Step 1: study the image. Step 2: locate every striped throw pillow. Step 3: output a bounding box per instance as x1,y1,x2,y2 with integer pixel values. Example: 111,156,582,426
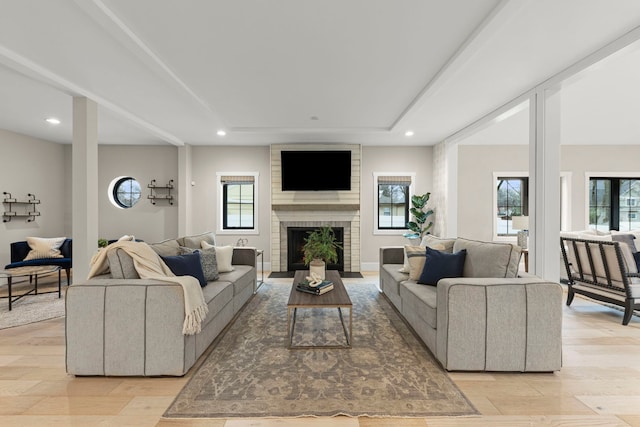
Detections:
23,236,66,260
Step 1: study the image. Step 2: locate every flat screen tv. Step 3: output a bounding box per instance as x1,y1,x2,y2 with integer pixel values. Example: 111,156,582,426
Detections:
281,150,351,191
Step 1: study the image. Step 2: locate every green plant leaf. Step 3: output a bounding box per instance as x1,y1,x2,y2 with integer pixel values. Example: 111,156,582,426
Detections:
302,225,343,265
407,192,433,237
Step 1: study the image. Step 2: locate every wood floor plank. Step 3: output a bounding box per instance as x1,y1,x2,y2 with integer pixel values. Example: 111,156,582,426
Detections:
0,274,638,425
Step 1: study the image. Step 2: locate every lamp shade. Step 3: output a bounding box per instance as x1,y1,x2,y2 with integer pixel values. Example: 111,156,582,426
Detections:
512,215,529,230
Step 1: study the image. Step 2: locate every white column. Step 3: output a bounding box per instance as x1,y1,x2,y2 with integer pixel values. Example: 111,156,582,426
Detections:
178,144,192,237
445,141,458,238
529,88,561,281
72,97,99,282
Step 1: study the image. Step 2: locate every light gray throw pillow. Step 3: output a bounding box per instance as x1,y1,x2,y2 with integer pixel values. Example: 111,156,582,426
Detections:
179,246,219,282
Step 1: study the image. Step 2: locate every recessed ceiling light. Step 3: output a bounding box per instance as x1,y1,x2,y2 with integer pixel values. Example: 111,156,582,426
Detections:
217,130,226,136
405,130,414,137
45,117,61,125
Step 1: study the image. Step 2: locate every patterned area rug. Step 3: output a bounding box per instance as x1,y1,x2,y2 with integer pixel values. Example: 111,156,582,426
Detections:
0,290,65,329
164,282,477,418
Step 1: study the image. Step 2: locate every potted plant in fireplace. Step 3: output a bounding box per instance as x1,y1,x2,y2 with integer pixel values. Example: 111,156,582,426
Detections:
302,225,343,279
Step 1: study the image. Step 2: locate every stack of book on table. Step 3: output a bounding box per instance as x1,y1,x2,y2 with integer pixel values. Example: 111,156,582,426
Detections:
296,279,334,295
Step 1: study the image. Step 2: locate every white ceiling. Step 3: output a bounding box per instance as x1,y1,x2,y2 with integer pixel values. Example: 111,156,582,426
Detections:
1,0,639,147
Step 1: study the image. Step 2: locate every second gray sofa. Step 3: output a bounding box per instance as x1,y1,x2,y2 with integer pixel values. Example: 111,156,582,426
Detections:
66,232,256,377
380,236,563,372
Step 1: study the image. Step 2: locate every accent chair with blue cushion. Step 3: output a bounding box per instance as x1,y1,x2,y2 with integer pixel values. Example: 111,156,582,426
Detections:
5,238,72,285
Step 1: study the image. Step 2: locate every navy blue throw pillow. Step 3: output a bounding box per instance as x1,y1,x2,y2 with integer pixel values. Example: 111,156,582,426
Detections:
634,251,640,272
418,247,467,286
161,252,207,287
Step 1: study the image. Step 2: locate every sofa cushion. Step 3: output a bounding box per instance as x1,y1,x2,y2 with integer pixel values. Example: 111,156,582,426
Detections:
420,235,455,253
201,281,233,323
107,248,140,279
453,238,521,278
24,236,66,260
612,229,640,251
161,252,207,287
179,246,219,282
399,281,437,329
418,247,466,285
148,239,181,257
218,265,254,296
180,231,216,249
611,233,637,254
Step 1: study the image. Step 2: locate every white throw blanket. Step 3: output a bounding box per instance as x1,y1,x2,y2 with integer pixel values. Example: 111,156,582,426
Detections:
88,241,208,335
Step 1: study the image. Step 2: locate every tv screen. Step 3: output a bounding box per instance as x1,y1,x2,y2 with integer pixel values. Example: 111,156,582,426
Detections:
281,150,351,191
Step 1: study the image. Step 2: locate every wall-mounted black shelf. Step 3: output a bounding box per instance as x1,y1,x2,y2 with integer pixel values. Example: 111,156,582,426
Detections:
3,192,40,222
148,179,174,205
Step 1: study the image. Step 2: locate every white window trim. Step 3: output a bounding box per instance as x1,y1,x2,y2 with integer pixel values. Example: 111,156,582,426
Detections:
373,172,416,236
216,172,259,235
584,171,640,230
493,171,527,243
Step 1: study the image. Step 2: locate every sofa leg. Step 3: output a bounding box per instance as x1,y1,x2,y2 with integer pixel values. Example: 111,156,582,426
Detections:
65,268,71,286
566,287,575,306
622,300,633,325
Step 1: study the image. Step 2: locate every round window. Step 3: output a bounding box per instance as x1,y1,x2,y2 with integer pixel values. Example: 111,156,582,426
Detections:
111,177,142,209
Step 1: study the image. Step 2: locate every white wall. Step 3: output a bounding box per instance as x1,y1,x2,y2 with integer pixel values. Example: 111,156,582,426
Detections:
0,130,68,267
190,146,272,256
457,145,529,241
97,145,179,243
561,145,640,231
360,146,433,269
457,144,640,243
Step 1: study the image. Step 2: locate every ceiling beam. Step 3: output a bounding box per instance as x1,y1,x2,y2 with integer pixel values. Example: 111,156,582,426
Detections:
390,0,522,132
0,43,185,146
80,0,219,120
444,22,640,146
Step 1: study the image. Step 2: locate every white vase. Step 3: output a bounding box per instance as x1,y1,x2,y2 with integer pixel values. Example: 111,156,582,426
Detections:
309,259,326,279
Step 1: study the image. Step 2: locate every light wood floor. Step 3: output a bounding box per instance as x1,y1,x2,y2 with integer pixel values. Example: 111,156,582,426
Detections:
1,272,639,427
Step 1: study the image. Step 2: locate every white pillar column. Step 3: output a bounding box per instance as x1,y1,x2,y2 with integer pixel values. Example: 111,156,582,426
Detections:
445,141,458,238
72,97,99,282
529,88,561,281
178,144,192,237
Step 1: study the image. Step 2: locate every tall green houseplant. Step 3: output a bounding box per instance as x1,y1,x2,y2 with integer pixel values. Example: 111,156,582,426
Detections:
405,192,434,239
302,225,343,265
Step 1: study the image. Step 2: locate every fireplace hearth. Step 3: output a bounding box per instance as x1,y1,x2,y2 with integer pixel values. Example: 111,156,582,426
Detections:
287,227,344,272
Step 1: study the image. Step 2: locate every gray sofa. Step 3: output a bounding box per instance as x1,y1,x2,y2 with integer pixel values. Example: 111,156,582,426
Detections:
380,236,563,372
65,232,256,377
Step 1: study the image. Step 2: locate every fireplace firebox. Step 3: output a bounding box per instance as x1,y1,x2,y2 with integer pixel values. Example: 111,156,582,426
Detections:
287,227,344,272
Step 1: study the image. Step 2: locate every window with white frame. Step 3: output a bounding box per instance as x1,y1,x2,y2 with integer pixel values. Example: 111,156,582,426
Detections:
374,173,414,234
217,173,259,234
588,176,640,231
495,174,529,237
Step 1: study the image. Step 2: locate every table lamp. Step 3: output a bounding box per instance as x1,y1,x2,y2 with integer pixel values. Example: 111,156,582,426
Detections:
512,215,529,249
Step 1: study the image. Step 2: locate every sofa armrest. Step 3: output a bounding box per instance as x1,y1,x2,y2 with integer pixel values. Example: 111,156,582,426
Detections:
232,247,257,268
380,246,404,265
66,278,191,376
435,277,563,372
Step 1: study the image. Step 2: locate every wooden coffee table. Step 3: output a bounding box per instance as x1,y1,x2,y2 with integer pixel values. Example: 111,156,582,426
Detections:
287,270,352,349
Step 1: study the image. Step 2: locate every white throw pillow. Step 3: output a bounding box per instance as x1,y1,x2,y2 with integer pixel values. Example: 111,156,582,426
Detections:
117,234,135,242
24,236,66,260
201,241,234,272
398,246,412,273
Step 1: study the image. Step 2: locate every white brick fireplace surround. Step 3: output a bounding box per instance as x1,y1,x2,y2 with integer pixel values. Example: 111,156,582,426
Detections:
270,144,361,273
271,211,360,273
